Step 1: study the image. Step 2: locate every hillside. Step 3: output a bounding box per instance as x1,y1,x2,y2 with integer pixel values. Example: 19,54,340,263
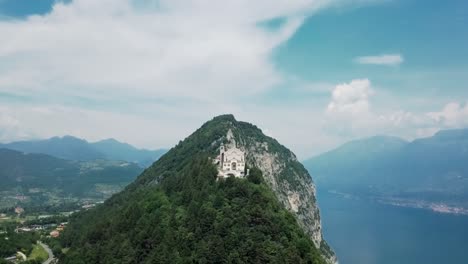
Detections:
58,114,335,263
0,136,166,167
304,129,468,209
0,148,143,209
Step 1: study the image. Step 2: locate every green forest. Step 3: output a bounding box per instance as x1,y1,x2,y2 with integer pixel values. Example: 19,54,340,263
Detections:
0,222,40,263
59,156,325,263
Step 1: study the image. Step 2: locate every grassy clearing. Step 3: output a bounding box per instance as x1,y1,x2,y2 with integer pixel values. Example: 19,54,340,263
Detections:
29,243,48,262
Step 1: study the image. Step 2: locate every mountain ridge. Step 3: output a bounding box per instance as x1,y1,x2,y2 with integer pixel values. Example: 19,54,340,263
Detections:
0,136,167,167
304,128,468,210
59,114,336,263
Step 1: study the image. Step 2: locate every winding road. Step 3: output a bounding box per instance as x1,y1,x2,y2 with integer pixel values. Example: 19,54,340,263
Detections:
38,241,55,264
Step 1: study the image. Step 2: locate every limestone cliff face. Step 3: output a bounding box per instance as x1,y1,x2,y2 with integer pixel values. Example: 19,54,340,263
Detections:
212,117,337,263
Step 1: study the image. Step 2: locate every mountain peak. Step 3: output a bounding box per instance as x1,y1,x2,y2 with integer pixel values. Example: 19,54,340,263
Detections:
51,135,86,142
134,115,335,262
97,138,120,143
60,115,335,264
211,114,237,122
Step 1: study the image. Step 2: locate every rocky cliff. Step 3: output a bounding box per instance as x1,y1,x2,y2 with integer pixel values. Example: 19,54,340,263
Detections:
211,115,336,263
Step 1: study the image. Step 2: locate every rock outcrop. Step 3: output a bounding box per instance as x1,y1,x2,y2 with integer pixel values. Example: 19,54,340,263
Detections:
211,116,336,263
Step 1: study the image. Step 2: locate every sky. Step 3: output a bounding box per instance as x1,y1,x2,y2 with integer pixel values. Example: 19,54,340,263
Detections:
0,0,467,158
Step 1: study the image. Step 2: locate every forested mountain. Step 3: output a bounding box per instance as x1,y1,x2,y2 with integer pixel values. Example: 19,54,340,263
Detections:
0,136,166,167
59,115,335,263
0,148,143,207
304,129,468,204
0,148,77,191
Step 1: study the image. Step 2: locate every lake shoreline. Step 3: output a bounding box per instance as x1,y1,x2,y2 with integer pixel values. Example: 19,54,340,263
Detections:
327,189,468,216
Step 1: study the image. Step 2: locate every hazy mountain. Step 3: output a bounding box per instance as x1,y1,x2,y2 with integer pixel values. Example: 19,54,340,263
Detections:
0,136,166,167
0,136,104,161
0,148,78,190
92,138,167,167
305,136,407,187
0,148,143,207
59,115,335,263
304,128,468,205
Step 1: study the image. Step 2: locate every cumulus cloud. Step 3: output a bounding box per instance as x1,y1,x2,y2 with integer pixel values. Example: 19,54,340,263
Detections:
427,102,468,128
324,79,468,142
326,79,373,116
354,54,404,66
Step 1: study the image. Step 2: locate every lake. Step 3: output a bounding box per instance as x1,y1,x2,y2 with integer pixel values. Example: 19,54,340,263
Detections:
317,189,468,264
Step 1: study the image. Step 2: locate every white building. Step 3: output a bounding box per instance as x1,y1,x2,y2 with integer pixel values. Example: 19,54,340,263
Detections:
214,144,248,178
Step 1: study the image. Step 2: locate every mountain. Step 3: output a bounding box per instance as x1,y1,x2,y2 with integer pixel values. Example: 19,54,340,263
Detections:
0,136,166,167
58,115,336,263
1,136,104,161
304,128,468,208
305,136,408,187
0,148,143,208
0,148,78,190
92,138,167,167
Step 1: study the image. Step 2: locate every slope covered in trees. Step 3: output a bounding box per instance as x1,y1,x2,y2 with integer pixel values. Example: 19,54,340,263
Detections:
60,158,325,263
58,115,328,263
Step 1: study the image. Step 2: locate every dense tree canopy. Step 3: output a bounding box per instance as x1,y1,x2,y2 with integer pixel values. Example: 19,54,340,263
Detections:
0,222,40,258
59,156,325,263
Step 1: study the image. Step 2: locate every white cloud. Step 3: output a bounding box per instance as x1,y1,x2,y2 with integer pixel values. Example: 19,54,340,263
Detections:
326,79,373,116
0,0,340,102
427,102,468,128
354,54,404,66
4,0,457,159
0,0,386,155
0,106,33,142
0,103,198,148
323,79,468,144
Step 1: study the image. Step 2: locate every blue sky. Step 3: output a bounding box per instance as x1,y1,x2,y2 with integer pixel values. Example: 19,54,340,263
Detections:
0,0,467,158
270,0,468,105
0,0,56,17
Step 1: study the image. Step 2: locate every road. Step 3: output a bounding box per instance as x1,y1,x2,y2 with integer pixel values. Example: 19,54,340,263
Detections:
38,241,55,264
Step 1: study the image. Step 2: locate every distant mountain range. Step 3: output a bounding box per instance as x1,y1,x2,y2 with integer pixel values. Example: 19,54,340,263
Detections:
304,128,468,210
0,148,144,209
0,136,167,167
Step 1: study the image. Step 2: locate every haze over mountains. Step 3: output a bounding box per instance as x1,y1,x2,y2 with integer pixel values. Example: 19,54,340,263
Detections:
0,148,143,209
0,136,166,209
304,128,468,212
0,136,167,167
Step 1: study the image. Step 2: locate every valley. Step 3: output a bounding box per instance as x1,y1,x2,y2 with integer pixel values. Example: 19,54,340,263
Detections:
0,149,143,210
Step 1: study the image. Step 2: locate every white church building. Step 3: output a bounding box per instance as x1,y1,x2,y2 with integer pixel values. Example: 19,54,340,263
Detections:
213,143,248,179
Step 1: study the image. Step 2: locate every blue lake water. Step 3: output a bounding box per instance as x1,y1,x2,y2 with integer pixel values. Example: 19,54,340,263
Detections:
317,189,468,264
